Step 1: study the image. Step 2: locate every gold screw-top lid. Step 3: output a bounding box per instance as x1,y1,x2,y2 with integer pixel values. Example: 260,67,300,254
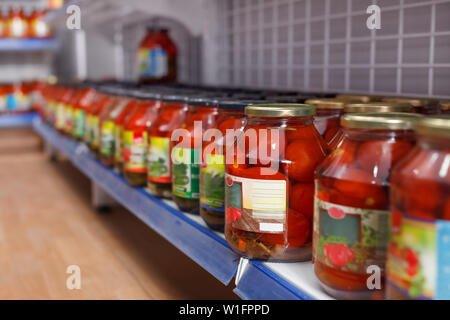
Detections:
305,98,345,110
343,102,413,113
440,101,450,112
382,97,440,108
416,115,450,138
245,104,316,117
336,94,383,103
341,112,422,130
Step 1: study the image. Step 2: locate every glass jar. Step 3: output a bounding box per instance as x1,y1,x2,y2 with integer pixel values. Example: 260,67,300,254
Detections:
63,86,78,136
72,86,96,140
84,89,111,154
382,97,440,115
55,86,73,134
306,98,345,145
99,88,131,167
328,102,414,150
225,104,327,261
137,27,177,84
313,112,421,300
147,94,189,198
123,91,162,186
199,100,250,231
386,115,450,300
6,6,28,38
27,6,51,38
114,96,138,174
171,97,220,214
440,101,449,114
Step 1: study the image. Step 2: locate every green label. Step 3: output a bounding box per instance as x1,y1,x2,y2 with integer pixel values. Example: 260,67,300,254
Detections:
100,121,115,157
148,136,171,183
200,154,225,212
172,147,200,199
73,109,85,138
313,197,389,274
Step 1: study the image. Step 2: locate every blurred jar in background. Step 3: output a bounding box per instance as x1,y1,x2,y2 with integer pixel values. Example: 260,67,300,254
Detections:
28,5,51,38
440,101,450,114
7,5,28,38
382,97,440,115
138,27,177,84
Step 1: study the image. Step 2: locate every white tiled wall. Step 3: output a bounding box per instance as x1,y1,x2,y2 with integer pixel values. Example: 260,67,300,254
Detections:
216,0,450,98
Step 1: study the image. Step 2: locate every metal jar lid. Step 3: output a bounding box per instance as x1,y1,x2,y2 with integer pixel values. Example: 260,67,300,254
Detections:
305,98,346,110
343,102,413,113
382,97,440,108
336,94,383,103
416,115,450,138
218,99,268,110
245,104,316,117
341,112,422,130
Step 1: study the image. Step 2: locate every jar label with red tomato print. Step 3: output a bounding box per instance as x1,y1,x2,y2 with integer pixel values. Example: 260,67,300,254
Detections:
386,214,450,300
147,137,171,183
200,154,225,212
172,147,200,199
123,130,147,173
313,198,389,273
225,174,287,233
100,121,115,157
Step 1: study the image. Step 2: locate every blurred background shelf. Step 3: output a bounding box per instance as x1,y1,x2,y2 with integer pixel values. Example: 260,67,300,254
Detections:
0,113,37,128
0,39,59,52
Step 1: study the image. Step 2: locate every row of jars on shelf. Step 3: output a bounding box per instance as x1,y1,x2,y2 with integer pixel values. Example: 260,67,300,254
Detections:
0,6,52,39
35,81,449,300
0,81,45,113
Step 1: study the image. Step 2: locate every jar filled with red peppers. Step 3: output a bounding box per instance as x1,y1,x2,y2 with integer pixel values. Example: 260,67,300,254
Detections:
382,97,440,115
306,99,345,145
123,91,162,186
328,102,414,150
225,104,327,261
313,112,422,300
386,115,450,300
171,96,220,214
147,94,189,199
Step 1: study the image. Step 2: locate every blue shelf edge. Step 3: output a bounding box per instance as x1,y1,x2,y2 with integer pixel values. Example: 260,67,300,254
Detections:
0,113,38,128
0,38,59,51
32,118,239,286
234,261,314,300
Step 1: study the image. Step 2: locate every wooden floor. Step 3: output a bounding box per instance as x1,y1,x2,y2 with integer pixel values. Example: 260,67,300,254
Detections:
0,128,238,300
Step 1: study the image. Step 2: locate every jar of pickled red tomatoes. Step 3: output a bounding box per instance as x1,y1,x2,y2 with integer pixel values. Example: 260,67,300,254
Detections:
225,104,327,261
306,99,345,145
313,112,422,300
90,90,115,156
386,115,450,300
83,87,109,149
72,85,96,140
63,86,79,136
123,91,162,186
55,86,73,134
99,88,131,167
328,102,414,150
199,100,252,231
147,94,189,198
440,101,449,114
114,94,138,174
171,97,220,213
382,97,440,115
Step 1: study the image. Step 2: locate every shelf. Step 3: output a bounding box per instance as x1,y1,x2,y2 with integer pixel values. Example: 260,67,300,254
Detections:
0,39,59,52
0,113,38,128
31,117,334,300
